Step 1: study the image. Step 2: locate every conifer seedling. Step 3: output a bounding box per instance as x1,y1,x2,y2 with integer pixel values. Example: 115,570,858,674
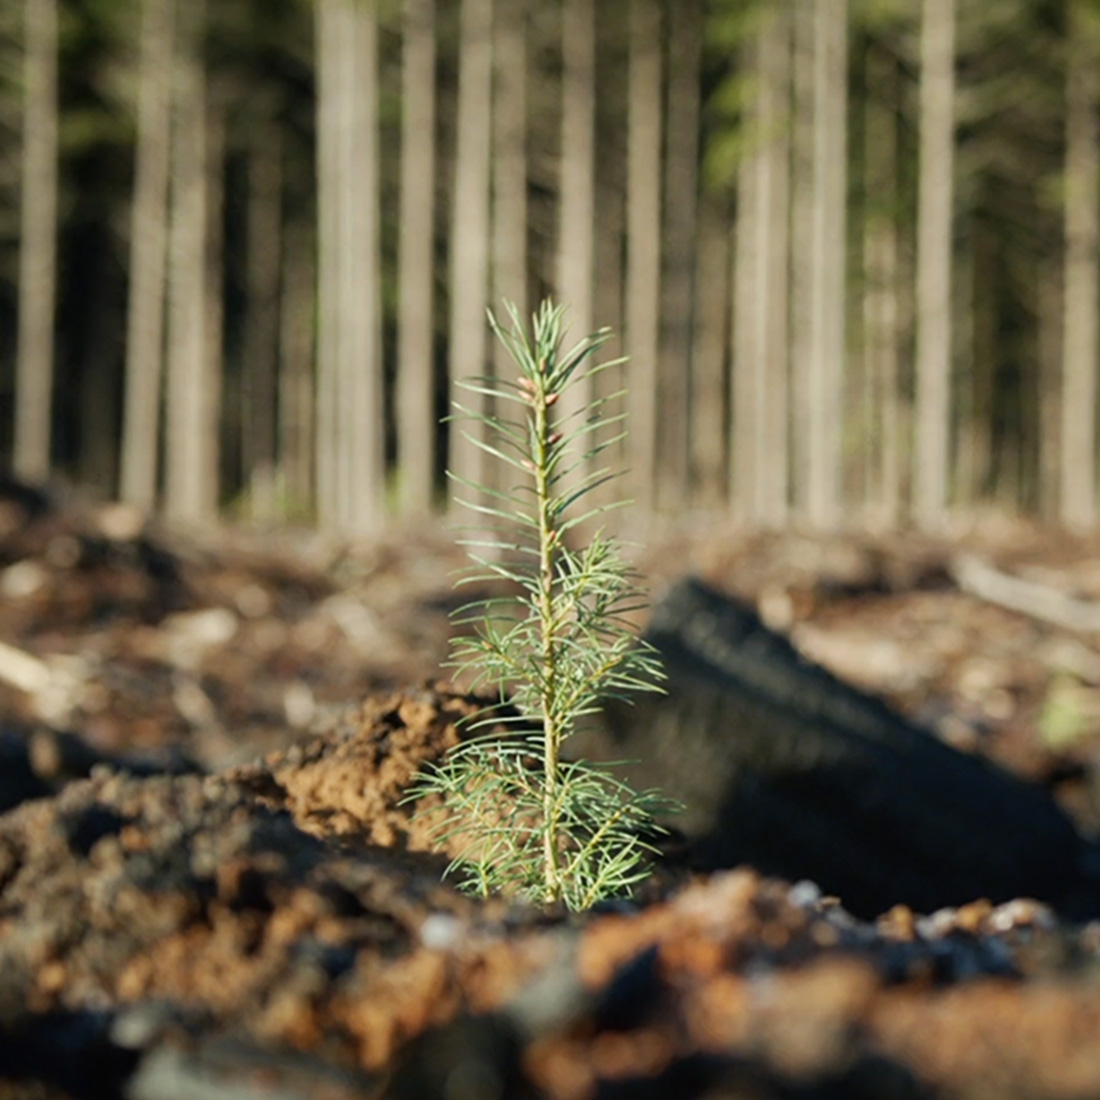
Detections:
407,300,674,911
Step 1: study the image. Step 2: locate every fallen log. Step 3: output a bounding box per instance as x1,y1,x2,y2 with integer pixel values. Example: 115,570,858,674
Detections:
0,639,50,696
951,553,1100,634
575,577,1099,918
0,639,87,727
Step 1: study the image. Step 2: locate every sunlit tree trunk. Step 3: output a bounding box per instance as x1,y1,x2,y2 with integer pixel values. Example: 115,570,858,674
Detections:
1061,0,1099,529
315,0,385,533
625,0,661,515
792,6,809,519
347,4,384,533
804,0,847,529
448,0,493,496
490,0,527,505
121,0,174,508
202,99,225,514
556,0,596,492
789,5,813,519
655,0,700,512
592,8,625,520
121,0,174,509
731,27,759,519
164,0,212,523
14,0,58,483
913,0,956,528
242,118,283,522
862,42,901,526
732,8,792,525
315,0,342,529
754,6,791,526
593,178,625,513
493,0,526,318
397,0,437,517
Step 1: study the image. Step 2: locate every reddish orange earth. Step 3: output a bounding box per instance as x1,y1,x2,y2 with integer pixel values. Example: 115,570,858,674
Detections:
3,488,1100,1099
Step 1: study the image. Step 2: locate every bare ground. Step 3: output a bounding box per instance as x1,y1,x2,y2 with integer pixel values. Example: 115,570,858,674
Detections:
4,484,1100,1098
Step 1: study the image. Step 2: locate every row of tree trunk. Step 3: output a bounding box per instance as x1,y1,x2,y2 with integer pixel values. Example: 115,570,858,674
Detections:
10,0,1100,534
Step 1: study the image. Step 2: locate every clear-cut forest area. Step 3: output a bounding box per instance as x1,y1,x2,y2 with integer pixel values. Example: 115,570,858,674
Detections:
5,2,1100,1098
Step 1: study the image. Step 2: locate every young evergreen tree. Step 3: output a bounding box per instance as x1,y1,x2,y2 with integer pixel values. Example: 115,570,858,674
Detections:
410,302,675,910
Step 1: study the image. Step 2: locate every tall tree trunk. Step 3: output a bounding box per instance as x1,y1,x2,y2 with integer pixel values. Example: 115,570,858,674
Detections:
592,0,624,351
492,0,526,316
14,0,58,483
625,0,661,514
315,0,385,533
345,3,384,533
279,218,316,518
1061,0,1099,529
913,0,956,528
862,42,901,526
804,0,848,529
593,181,626,517
121,0,174,509
490,0,527,504
241,118,283,522
164,0,211,523
789,5,814,520
202,99,225,515
655,0,701,513
397,0,437,517
731,27,760,519
556,0,596,493
754,6,791,526
591,7,625,521
447,0,493,496
315,0,342,530
691,194,729,509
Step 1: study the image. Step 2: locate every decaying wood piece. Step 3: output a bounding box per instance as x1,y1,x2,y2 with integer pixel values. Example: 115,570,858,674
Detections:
576,577,1098,918
0,640,50,695
0,639,87,726
951,553,1100,634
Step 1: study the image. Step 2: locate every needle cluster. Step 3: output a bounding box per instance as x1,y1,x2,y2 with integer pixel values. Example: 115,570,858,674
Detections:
408,300,674,911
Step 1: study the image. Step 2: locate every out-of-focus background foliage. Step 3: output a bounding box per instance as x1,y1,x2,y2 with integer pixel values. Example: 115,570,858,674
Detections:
2,0,1099,535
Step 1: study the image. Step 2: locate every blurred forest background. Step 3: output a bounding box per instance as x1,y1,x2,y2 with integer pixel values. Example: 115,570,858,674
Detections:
1,0,1099,535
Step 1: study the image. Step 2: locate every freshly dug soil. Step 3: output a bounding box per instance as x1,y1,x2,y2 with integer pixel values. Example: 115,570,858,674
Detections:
5,484,1100,1098
2,684,1100,1100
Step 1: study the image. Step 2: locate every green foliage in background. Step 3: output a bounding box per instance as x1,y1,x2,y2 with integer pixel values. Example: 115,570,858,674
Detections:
407,300,675,911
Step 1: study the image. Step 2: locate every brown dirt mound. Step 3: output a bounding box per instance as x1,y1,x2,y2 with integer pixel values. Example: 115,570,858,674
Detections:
1,684,1099,1100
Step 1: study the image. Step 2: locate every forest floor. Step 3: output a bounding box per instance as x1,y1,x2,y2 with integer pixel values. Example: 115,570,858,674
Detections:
4,481,1100,1098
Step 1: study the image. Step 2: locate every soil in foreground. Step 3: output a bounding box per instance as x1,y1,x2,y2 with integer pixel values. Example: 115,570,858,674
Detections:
3,485,1100,1099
